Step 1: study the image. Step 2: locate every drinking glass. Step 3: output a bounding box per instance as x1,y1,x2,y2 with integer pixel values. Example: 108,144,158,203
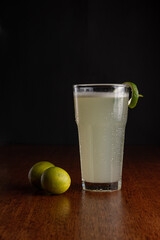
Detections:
73,84,129,192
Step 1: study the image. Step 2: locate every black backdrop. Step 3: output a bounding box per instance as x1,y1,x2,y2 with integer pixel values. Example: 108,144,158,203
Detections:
0,1,159,145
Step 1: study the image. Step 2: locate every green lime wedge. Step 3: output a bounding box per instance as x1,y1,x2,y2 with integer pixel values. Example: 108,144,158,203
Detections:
123,82,143,109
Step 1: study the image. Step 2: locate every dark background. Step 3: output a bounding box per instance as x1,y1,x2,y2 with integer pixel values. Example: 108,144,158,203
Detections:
0,1,159,145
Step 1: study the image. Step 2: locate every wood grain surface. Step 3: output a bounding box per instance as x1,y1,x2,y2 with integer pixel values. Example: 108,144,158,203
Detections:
0,145,160,240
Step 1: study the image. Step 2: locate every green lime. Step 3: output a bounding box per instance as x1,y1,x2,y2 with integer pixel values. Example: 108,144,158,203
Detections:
41,167,71,194
28,161,55,188
123,82,143,109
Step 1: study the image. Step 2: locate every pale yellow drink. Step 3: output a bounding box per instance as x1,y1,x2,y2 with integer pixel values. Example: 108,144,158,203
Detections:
74,90,129,190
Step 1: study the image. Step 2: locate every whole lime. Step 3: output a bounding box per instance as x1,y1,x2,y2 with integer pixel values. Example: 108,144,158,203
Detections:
28,161,55,188
41,167,71,194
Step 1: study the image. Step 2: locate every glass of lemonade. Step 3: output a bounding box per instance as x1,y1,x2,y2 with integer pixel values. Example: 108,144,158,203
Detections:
73,84,130,192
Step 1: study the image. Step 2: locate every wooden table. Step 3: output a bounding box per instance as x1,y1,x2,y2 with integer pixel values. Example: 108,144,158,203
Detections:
0,145,159,240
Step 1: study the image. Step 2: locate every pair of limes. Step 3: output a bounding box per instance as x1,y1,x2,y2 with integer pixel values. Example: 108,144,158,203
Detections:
28,161,71,195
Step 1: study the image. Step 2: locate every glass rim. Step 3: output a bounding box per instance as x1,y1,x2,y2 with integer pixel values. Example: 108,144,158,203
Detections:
73,83,129,88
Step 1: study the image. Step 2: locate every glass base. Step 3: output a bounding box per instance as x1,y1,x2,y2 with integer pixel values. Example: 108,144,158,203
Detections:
82,180,121,192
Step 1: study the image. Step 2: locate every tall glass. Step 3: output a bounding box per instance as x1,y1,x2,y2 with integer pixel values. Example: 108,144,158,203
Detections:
73,84,130,192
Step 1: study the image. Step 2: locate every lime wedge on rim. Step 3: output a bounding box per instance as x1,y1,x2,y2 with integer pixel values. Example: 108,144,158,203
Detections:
123,82,143,109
